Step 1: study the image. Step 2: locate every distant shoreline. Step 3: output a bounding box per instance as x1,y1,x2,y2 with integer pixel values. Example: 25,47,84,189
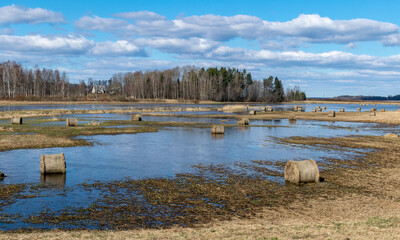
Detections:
0,99,399,106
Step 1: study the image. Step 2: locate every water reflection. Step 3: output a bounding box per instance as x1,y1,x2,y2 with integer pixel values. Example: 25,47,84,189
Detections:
238,126,250,131
40,174,66,188
211,134,225,140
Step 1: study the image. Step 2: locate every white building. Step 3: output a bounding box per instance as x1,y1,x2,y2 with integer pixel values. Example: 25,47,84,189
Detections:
91,85,107,94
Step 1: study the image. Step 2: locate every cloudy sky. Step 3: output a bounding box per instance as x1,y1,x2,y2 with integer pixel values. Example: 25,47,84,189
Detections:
1,0,400,97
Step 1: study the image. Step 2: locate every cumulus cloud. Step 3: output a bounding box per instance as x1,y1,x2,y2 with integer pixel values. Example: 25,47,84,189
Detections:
74,13,400,47
0,34,93,54
0,34,146,57
135,37,218,54
345,42,358,50
84,58,175,73
167,46,400,76
261,14,398,44
74,15,128,32
259,38,306,50
0,5,65,25
201,46,400,70
0,51,72,66
381,33,400,46
114,11,166,21
90,40,147,56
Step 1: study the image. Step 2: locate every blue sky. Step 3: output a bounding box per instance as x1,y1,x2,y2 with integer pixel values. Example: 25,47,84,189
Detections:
1,0,400,97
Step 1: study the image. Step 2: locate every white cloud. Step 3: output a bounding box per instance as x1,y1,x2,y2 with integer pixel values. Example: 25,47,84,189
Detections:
0,34,93,54
114,11,166,21
259,38,307,50
381,33,400,46
90,40,147,56
0,5,65,25
74,13,400,47
84,58,175,73
0,51,72,66
202,46,400,70
74,16,128,32
332,79,357,83
345,42,358,50
135,37,218,54
0,34,146,57
261,14,398,44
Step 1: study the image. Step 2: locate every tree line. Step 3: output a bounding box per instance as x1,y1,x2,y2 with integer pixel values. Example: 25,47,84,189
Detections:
0,61,306,102
334,95,400,101
0,61,79,100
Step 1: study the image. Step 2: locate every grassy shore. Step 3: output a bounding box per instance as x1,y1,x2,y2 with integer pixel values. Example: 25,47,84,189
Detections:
1,99,400,106
0,118,158,151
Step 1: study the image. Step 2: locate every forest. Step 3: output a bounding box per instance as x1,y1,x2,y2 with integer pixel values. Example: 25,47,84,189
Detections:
0,61,306,102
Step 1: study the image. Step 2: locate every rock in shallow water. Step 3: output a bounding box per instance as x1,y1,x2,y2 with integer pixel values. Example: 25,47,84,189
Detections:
0,171,7,180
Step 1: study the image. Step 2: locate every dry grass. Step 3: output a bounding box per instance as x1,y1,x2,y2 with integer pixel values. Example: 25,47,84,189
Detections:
0,123,157,151
2,207,400,239
220,104,248,112
0,134,88,151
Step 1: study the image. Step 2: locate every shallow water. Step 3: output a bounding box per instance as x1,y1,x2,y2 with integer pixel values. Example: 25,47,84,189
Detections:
1,113,397,185
0,103,399,230
0,125,369,229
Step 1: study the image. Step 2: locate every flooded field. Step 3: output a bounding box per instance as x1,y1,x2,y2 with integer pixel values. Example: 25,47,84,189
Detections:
0,102,399,230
